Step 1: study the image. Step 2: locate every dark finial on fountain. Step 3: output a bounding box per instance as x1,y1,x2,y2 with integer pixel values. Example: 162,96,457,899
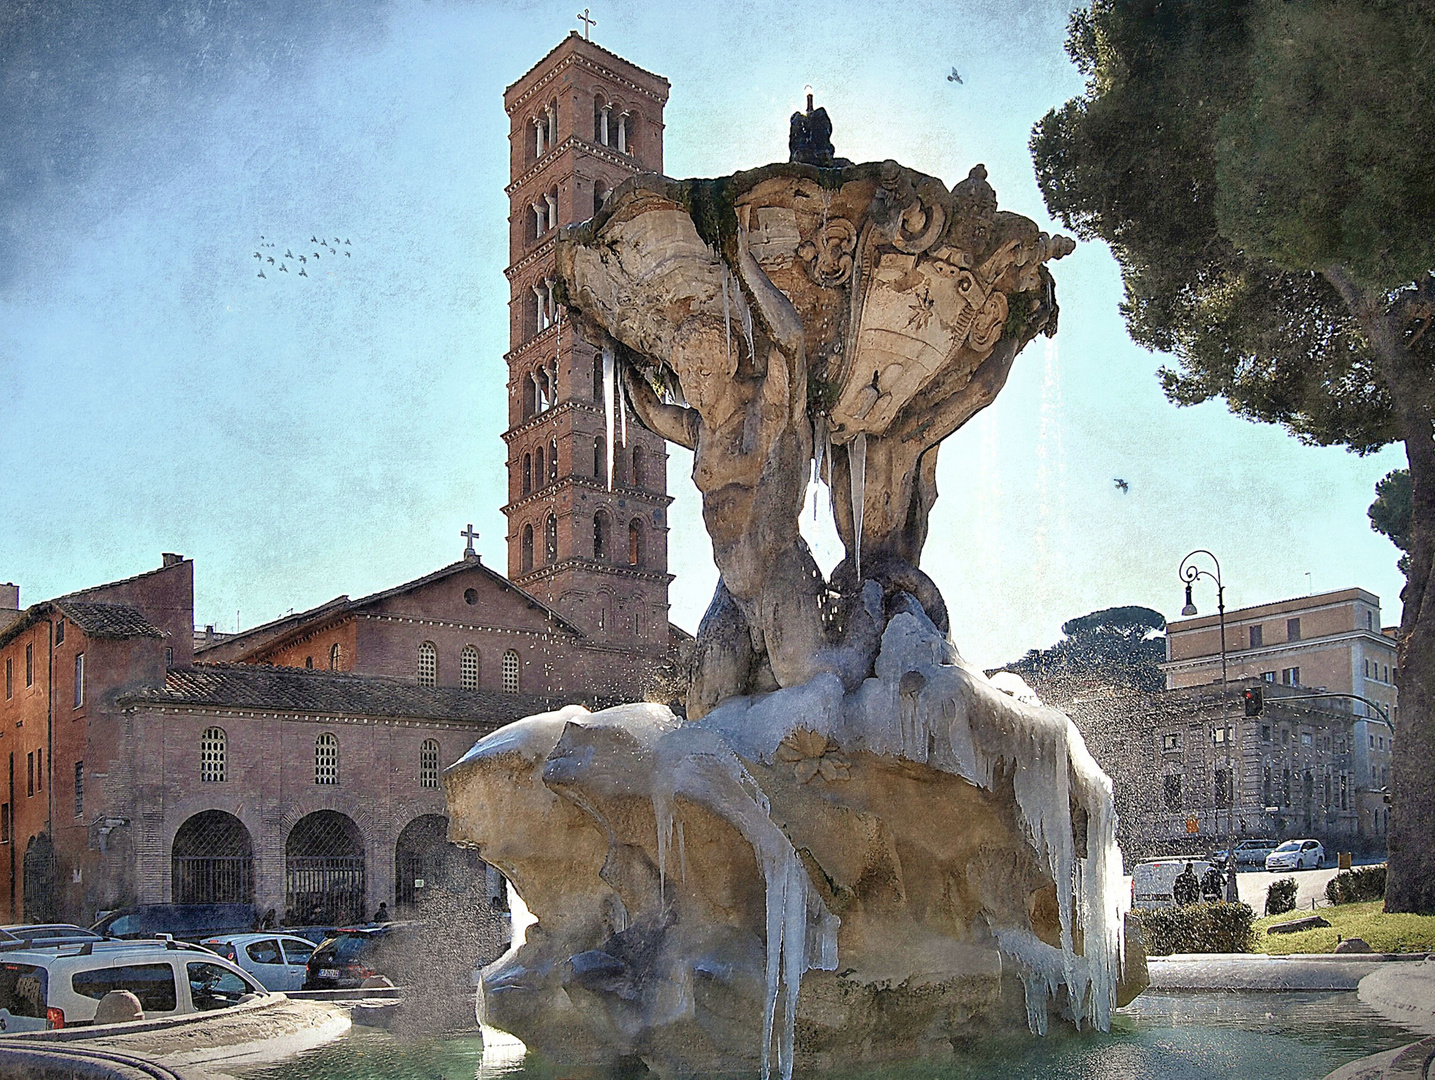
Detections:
789,92,853,169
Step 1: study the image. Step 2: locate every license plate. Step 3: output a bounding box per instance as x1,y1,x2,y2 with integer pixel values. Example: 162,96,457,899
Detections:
320,968,340,979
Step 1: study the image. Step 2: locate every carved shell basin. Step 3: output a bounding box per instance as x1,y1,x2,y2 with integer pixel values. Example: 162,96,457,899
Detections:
558,162,1073,442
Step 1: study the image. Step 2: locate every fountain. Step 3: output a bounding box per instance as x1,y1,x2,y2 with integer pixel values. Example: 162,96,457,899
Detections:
443,114,1147,1078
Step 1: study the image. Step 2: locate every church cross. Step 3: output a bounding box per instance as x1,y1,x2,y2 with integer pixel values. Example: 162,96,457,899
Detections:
577,8,596,39
461,524,480,558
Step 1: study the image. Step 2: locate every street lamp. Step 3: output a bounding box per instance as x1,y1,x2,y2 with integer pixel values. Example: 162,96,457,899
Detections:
1178,549,1241,903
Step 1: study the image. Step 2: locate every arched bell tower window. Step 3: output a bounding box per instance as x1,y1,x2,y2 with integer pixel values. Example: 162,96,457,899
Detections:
545,513,558,564
631,445,646,489
521,524,535,573
522,453,532,496
535,445,545,490
593,435,606,478
593,510,611,562
628,519,644,568
549,438,559,482
592,353,604,401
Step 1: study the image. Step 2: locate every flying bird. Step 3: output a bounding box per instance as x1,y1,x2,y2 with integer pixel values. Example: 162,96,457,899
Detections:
313,251,321,259
267,256,274,264
1114,478,1129,493
285,250,294,259
947,66,963,84
310,235,319,243
257,269,266,279
344,239,351,245
279,263,288,272
298,267,308,277
344,250,351,257
252,252,260,259
299,255,306,263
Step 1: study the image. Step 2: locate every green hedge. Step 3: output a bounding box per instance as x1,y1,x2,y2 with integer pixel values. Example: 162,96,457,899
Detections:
1135,902,1256,955
1266,878,1298,916
1326,865,1387,905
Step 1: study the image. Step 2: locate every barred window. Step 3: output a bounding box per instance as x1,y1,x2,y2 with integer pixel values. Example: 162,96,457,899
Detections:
417,641,437,687
315,733,338,785
74,760,84,819
461,645,479,690
201,727,227,783
502,649,520,694
421,739,440,789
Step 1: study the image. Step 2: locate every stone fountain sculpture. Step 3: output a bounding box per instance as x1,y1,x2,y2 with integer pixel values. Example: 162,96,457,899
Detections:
445,120,1145,1080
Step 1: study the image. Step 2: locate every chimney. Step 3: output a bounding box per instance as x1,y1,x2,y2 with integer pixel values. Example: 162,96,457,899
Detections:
0,583,17,611
161,553,184,568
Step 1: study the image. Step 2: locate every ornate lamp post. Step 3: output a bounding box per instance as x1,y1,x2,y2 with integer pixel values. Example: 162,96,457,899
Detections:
1179,549,1241,903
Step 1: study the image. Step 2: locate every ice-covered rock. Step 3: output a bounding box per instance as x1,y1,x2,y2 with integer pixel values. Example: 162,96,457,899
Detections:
445,605,1146,1078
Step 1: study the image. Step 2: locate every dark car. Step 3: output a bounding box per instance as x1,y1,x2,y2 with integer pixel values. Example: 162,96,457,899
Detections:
303,924,413,990
91,904,262,942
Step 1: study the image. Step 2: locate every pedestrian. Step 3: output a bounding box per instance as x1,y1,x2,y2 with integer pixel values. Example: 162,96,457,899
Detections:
1201,861,1226,904
373,901,391,923
1173,862,1200,906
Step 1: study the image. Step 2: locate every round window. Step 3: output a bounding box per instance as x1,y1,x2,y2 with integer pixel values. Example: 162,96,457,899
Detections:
464,588,478,605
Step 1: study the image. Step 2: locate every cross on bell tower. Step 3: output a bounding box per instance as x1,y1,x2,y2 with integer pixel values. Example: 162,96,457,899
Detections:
500,34,672,656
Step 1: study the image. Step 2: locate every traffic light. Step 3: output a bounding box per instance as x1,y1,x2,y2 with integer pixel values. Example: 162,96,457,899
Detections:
1243,686,1263,716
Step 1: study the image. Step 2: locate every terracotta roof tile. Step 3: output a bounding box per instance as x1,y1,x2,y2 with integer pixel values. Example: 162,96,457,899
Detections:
55,601,164,640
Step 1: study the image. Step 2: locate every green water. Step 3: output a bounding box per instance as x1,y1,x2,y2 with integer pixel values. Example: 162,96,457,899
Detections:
239,993,1418,1080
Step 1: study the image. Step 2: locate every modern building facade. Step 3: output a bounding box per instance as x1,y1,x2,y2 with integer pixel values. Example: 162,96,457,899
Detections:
501,33,674,674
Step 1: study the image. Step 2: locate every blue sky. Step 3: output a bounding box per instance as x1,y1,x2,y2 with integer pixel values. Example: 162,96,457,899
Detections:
0,0,1407,671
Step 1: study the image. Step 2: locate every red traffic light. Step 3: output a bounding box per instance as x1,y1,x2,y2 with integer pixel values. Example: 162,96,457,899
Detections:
1242,686,1263,716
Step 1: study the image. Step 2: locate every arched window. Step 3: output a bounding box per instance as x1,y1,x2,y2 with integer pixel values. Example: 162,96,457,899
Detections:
330,643,342,671
201,727,226,783
592,353,604,401
502,649,520,693
593,179,608,218
549,438,559,482
617,112,629,154
631,445,646,488
534,445,545,489
461,645,479,690
420,739,440,789
545,513,558,564
593,510,611,561
315,733,339,786
417,641,437,687
593,435,606,478
628,519,644,568
594,94,608,143
611,445,624,485
522,453,532,497
521,524,535,573
547,186,559,232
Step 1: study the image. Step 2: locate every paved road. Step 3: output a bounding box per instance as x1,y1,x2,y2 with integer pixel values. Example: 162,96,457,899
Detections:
1235,865,1340,912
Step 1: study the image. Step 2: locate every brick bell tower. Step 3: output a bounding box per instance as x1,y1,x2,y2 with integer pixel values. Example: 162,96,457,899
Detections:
501,32,673,660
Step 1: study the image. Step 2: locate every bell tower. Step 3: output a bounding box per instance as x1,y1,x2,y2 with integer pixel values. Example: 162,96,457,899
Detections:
501,33,673,658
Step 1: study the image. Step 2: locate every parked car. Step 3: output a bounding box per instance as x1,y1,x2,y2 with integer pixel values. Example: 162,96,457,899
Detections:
303,924,414,990
1265,839,1326,871
1209,839,1280,868
91,904,262,942
0,924,107,947
1131,857,1214,909
0,938,266,1031
201,933,317,992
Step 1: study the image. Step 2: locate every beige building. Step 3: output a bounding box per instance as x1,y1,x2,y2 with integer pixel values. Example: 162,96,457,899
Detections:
1164,588,1398,725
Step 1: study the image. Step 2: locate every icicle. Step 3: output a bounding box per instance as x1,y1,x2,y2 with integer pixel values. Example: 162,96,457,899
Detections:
722,268,733,367
849,433,867,580
602,345,616,490
812,416,826,521
741,295,755,365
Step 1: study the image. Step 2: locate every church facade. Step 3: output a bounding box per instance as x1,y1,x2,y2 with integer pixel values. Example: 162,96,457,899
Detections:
0,33,683,927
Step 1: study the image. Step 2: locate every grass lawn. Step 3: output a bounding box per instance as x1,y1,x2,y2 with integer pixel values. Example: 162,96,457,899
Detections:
1254,900,1435,954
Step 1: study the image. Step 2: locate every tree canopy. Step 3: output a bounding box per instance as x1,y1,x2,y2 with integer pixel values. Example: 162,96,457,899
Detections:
1031,0,1435,455
1004,605,1167,695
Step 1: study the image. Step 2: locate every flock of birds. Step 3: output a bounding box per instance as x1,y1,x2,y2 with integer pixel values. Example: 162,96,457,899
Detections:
252,234,354,280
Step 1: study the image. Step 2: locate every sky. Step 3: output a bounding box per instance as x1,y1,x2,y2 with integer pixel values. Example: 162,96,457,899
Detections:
0,0,1408,672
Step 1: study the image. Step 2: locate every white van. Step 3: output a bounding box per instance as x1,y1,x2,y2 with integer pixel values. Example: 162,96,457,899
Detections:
0,938,266,1032
1131,857,1213,909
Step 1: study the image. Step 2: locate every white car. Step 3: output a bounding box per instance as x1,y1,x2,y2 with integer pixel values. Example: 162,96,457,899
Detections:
0,937,266,1032
200,933,317,992
1265,839,1325,871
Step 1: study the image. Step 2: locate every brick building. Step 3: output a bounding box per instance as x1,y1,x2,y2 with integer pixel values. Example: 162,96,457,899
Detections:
0,554,565,924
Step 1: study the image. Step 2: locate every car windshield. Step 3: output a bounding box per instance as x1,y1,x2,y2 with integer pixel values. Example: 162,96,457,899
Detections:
314,935,377,964
1274,841,1302,852
0,963,47,1018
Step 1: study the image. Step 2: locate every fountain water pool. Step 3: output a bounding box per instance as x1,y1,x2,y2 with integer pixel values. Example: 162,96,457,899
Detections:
235,993,1418,1080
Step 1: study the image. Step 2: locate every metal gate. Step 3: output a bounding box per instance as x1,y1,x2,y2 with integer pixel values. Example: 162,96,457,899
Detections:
285,810,366,925
171,810,255,905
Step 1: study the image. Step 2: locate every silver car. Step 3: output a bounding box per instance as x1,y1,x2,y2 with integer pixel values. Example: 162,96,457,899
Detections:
200,933,317,992
1265,838,1326,871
